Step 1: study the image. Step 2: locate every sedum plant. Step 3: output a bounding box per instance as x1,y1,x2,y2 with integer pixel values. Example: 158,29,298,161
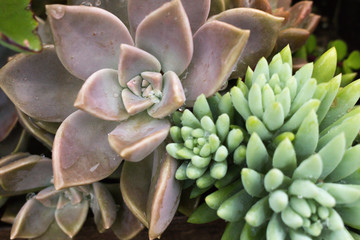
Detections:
185,46,360,239
167,93,246,191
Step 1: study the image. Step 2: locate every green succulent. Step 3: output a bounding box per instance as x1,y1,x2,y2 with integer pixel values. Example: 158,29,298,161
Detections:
167,93,246,191
295,35,360,87
188,46,360,239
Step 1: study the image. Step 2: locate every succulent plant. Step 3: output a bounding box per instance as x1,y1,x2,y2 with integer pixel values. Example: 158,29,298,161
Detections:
210,0,320,59
10,182,143,240
185,46,360,239
166,94,246,190
295,35,360,87
0,1,336,239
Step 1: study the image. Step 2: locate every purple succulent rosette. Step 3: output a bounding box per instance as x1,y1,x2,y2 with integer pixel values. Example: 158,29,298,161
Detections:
44,0,250,187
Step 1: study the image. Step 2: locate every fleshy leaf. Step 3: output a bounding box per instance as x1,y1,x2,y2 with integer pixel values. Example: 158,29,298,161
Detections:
35,186,61,208
118,44,161,87
0,90,17,142
148,71,186,118
209,0,225,16
33,221,71,240
11,199,55,239
128,0,210,35
53,110,122,189
75,69,130,121
0,0,42,52
147,152,181,240
312,47,337,83
121,89,154,115
284,1,313,28
120,145,164,227
180,0,211,34
108,184,144,240
0,46,83,122
91,182,117,230
16,110,54,150
0,155,52,192
182,20,250,106
0,127,25,157
276,28,310,52
187,202,219,224
46,4,134,80
211,8,283,78
55,200,89,238
135,0,193,76
68,0,130,28
108,113,170,162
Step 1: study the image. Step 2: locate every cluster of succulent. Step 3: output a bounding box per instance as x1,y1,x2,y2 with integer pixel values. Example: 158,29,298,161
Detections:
3,0,358,240
175,46,360,239
167,94,246,187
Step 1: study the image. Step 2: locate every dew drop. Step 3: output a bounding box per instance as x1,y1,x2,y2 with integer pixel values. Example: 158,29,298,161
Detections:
26,192,36,200
95,0,101,6
113,93,120,98
81,1,93,6
49,6,65,19
90,163,100,172
178,105,186,112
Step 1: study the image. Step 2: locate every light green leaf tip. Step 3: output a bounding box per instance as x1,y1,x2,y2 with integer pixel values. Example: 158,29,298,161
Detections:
312,47,337,83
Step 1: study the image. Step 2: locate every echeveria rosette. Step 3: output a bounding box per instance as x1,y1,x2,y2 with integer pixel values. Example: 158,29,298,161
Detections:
188,46,360,239
10,182,143,240
41,0,250,190
166,94,246,191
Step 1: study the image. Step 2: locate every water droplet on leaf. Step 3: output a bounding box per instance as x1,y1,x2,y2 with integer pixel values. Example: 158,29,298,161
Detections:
95,0,101,6
81,1,93,6
90,163,100,172
49,6,65,19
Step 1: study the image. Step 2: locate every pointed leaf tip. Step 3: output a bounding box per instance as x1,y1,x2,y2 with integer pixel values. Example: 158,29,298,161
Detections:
135,0,193,76
313,47,337,83
183,20,250,106
46,4,133,80
108,113,170,162
53,110,122,189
